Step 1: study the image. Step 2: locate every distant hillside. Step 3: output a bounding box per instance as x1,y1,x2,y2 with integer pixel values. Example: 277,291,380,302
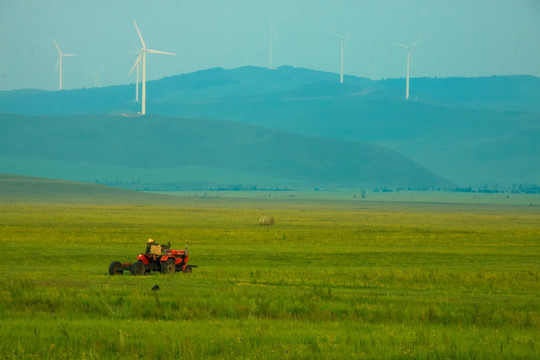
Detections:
0,66,538,186
0,174,178,204
0,113,449,189
1,66,539,116
203,95,538,186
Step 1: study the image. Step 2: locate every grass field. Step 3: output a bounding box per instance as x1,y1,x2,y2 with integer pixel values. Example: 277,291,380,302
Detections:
0,187,539,359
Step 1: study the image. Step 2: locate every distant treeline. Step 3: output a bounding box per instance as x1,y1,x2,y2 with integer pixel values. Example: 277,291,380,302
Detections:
453,184,540,194
94,180,291,192
370,184,539,194
95,179,539,194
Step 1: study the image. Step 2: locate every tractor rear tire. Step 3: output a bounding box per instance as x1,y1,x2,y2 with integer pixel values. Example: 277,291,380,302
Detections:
109,261,123,275
161,259,175,274
131,261,145,276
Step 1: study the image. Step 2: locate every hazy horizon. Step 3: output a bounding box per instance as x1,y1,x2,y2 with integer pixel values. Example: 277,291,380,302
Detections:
1,0,539,91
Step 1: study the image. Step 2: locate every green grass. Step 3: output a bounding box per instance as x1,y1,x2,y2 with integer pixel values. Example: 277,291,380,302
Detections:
1,192,539,359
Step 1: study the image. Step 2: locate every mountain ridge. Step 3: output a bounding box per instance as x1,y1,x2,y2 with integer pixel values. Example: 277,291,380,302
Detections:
1,65,538,186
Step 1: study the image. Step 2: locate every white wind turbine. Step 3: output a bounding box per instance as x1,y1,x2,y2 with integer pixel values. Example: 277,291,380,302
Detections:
268,21,279,69
516,36,524,74
53,39,77,90
132,19,175,115
128,50,142,102
393,37,422,100
372,36,379,80
87,66,105,87
335,32,352,84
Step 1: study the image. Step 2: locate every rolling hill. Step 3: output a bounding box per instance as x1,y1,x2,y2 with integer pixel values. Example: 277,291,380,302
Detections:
0,173,180,204
2,66,539,116
0,113,449,189
1,66,539,186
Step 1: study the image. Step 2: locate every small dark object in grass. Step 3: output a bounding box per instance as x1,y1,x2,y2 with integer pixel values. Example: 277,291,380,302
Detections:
152,285,160,291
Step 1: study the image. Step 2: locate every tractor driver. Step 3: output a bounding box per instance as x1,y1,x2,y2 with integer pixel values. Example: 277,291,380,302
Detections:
146,239,159,254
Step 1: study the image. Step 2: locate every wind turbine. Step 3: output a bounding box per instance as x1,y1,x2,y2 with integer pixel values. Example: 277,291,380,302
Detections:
268,21,279,69
335,32,352,84
87,66,104,87
372,36,378,80
132,19,175,115
516,36,523,74
53,39,77,90
128,50,142,101
393,37,422,100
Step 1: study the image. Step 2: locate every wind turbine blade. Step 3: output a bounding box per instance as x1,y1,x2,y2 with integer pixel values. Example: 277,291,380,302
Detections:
88,66,104,76
411,36,423,48
63,53,78,57
52,39,62,55
333,31,352,39
391,42,409,49
133,19,146,49
269,21,280,37
128,53,142,76
146,49,176,55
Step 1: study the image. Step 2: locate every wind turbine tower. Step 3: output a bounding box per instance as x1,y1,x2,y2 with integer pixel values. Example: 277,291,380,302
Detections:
268,22,279,69
372,36,378,80
393,37,422,100
53,39,77,90
88,66,104,87
517,37,523,74
129,51,142,101
335,32,352,84
340,37,345,83
132,19,175,115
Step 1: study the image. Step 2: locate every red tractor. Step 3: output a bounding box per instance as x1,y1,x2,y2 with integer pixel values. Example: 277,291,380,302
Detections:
109,242,196,276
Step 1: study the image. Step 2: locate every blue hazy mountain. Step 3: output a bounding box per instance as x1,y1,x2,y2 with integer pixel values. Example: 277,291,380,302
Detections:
2,66,538,115
0,113,449,189
1,66,539,186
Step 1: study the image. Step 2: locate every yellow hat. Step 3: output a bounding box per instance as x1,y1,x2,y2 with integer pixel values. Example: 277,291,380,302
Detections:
147,239,154,244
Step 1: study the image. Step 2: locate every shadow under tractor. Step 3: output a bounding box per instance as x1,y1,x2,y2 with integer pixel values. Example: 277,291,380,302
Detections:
109,242,196,276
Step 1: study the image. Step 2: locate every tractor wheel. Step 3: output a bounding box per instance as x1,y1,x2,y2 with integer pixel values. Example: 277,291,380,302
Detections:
183,265,192,274
131,261,145,276
109,261,123,275
161,259,175,274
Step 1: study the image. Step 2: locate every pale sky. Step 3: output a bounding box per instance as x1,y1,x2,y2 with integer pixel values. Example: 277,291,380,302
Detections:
1,0,539,91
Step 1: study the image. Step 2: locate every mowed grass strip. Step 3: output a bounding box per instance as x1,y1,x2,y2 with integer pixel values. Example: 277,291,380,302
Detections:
0,197,539,359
